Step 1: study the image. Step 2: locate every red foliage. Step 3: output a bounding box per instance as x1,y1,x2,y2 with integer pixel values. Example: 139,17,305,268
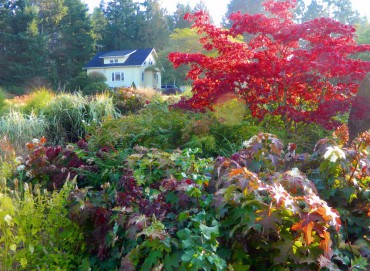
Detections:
169,0,370,129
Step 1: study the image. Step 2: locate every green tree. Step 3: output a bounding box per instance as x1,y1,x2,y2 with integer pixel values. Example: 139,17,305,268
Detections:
159,28,205,85
169,3,193,31
295,0,365,24
103,0,138,50
136,0,170,50
0,1,48,85
223,0,265,27
91,6,107,51
50,0,94,87
355,22,370,61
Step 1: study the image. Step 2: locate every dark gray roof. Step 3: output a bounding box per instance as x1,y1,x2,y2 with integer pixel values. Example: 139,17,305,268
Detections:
84,48,154,68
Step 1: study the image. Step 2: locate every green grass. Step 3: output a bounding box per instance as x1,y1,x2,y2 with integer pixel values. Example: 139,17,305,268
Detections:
0,110,47,154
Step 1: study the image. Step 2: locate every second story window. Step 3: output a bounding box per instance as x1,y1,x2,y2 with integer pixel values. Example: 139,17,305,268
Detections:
114,59,118,63
110,59,114,63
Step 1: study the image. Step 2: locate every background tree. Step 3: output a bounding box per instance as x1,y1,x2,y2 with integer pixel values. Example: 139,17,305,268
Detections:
159,28,205,85
102,0,138,50
169,0,370,131
223,0,265,27
295,0,365,24
91,5,108,52
169,3,193,31
50,0,94,88
136,0,170,50
355,22,370,61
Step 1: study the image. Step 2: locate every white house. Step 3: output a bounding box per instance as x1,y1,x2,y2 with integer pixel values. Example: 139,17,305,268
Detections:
83,48,161,89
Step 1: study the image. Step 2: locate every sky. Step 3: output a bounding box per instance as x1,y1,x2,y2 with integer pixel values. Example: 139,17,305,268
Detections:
83,0,370,26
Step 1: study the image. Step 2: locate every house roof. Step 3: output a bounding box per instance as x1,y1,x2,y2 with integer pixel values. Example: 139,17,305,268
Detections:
83,48,155,69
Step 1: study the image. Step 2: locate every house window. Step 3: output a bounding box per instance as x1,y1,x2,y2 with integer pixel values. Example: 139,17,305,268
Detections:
144,61,146,65
149,61,153,65
114,59,118,63
153,73,156,79
142,72,144,82
110,59,114,63
112,72,124,81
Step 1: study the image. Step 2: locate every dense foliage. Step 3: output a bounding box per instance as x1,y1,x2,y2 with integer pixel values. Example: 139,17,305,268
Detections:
169,0,370,130
1,0,370,269
3,129,369,270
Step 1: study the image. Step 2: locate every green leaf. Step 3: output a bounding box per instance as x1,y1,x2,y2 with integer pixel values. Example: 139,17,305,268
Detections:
10,244,17,251
351,256,368,271
163,253,180,271
29,244,34,254
178,211,189,222
140,250,163,271
20,258,27,268
199,221,219,240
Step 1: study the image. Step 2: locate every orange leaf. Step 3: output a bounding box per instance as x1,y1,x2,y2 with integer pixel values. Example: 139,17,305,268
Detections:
319,231,332,253
302,221,314,245
229,168,245,177
291,221,302,231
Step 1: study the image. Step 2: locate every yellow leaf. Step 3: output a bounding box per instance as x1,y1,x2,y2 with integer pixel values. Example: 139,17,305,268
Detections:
10,244,17,251
20,258,27,268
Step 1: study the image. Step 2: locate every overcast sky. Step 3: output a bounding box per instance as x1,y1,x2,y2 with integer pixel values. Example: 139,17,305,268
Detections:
83,0,370,26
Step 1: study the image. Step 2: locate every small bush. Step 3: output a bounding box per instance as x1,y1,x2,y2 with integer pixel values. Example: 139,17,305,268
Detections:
0,180,86,270
68,72,108,95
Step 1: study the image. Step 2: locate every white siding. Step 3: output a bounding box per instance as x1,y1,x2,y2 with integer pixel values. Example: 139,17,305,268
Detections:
86,52,161,89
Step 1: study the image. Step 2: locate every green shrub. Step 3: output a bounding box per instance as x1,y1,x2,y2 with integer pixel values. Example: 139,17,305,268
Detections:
0,179,86,271
0,137,16,189
89,101,265,156
89,101,189,151
68,72,108,95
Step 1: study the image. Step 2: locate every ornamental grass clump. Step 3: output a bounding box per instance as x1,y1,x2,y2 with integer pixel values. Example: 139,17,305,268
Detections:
0,110,47,154
43,92,120,145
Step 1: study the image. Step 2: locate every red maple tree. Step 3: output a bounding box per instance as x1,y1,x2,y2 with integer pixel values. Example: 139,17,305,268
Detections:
169,0,370,130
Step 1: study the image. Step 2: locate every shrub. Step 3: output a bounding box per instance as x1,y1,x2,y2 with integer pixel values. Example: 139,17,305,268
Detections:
89,101,189,151
0,137,16,189
110,87,151,114
0,179,86,270
66,132,370,270
68,72,108,95
69,147,221,270
89,101,264,157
